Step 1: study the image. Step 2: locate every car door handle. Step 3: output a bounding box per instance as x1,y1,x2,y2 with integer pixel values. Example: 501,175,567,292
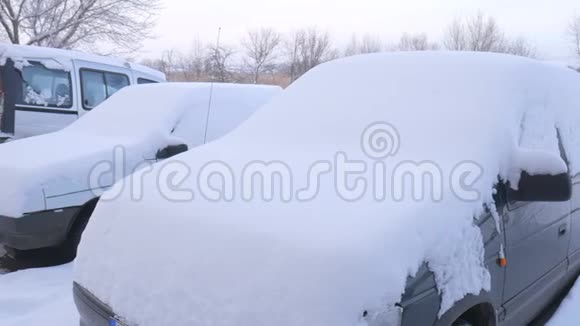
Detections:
559,224,568,236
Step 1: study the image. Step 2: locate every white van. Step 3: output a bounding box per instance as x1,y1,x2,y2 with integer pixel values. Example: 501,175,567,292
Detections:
0,44,165,142
0,82,281,260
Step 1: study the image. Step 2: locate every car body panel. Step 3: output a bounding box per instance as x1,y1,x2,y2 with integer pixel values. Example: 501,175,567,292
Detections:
0,207,80,250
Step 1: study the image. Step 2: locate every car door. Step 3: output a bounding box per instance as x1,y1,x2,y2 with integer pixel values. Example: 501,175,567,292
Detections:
567,178,580,274
501,181,571,323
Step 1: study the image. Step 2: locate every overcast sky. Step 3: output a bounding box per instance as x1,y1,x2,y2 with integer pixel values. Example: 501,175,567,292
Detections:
140,0,579,63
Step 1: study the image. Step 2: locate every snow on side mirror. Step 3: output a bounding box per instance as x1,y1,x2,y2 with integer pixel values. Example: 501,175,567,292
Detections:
156,144,188,160
508,148,571,202
508,172,571,202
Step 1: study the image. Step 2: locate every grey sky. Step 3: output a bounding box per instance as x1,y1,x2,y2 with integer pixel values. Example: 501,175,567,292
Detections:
141,0,579,63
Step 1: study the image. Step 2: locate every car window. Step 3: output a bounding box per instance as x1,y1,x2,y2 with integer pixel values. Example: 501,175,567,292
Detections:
19,62,72,108
137,78,157,84
81,70,107,109
81,70,130,110
105,73,130,97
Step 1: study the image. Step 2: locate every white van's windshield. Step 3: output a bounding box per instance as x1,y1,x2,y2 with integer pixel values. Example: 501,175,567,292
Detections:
19,62,72,108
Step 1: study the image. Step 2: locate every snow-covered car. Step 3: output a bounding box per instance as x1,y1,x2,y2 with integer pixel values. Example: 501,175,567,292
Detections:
0,82,281,259
74,52,580,326
0,43,165,143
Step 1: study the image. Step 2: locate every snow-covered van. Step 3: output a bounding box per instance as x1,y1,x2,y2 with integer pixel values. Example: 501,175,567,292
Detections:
75,53,580,326
0,83,281,259
0,43,165,142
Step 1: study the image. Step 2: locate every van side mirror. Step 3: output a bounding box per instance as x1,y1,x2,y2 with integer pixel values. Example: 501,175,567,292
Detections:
156,144,188,160
508,172,572,202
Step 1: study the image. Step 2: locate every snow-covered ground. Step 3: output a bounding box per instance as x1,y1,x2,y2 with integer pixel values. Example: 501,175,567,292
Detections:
0,264,77,326
548,279,580,326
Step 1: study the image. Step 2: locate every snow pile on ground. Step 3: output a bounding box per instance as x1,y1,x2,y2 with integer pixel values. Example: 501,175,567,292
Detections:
548,278,580,325
0,264,76,326
75,52,580,326
0,83,280,217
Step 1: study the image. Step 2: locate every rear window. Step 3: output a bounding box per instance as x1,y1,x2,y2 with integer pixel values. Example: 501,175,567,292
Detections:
137,78,157,84
81,69,130,110
19,62,72,108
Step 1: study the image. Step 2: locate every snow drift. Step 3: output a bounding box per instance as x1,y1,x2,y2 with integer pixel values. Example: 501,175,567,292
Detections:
0,264,76,326
75,52,580,326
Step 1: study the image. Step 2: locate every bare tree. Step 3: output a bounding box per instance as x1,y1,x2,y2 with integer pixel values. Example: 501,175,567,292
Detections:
444,13,504,52
0,0,160,52
344,34,359,57
141,42,212,83
141,50,175,76
178,38,208,81
568,15,580,58
344,34,382,56
465,13,505,52
206,43,235,82
444,19,468,51
503,37,537,58
443,13,535,57
242,28,281,84
284,28,337,82
398,33,439,51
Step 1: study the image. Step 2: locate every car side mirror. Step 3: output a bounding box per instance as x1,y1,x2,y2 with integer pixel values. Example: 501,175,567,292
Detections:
508,172,572,202
156,144,188,160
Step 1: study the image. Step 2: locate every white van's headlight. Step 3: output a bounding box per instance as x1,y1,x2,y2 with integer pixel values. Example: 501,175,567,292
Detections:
365,305,402,326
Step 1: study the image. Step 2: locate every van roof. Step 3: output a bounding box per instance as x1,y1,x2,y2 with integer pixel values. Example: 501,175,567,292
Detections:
0,43,165,80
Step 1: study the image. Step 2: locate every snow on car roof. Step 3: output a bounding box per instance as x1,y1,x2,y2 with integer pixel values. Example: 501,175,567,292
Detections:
67,82,281,139
0,43,164,79
75,52,580,326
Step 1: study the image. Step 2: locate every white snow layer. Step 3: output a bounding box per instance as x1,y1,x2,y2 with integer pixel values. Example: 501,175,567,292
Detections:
75,52,580,326
549,278,580,326
0,83,281,217
0,264,77,326
0,42,164,78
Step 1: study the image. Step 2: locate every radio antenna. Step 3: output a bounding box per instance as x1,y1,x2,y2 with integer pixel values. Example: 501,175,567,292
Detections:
204,27,222,143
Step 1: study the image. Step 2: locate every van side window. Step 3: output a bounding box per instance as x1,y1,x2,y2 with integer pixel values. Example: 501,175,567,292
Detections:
137,78,157,84
19,62,72,108
81,69,130,109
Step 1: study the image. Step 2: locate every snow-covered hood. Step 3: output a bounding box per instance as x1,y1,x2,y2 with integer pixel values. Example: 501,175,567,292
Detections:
76,52,580,326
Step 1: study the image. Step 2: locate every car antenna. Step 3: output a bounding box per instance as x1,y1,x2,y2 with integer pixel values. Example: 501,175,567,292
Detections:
203,27,222,144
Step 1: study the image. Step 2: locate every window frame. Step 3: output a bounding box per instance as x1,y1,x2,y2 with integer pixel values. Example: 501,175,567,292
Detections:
80,68,130,110
137,78,158,85
18,61,74,109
